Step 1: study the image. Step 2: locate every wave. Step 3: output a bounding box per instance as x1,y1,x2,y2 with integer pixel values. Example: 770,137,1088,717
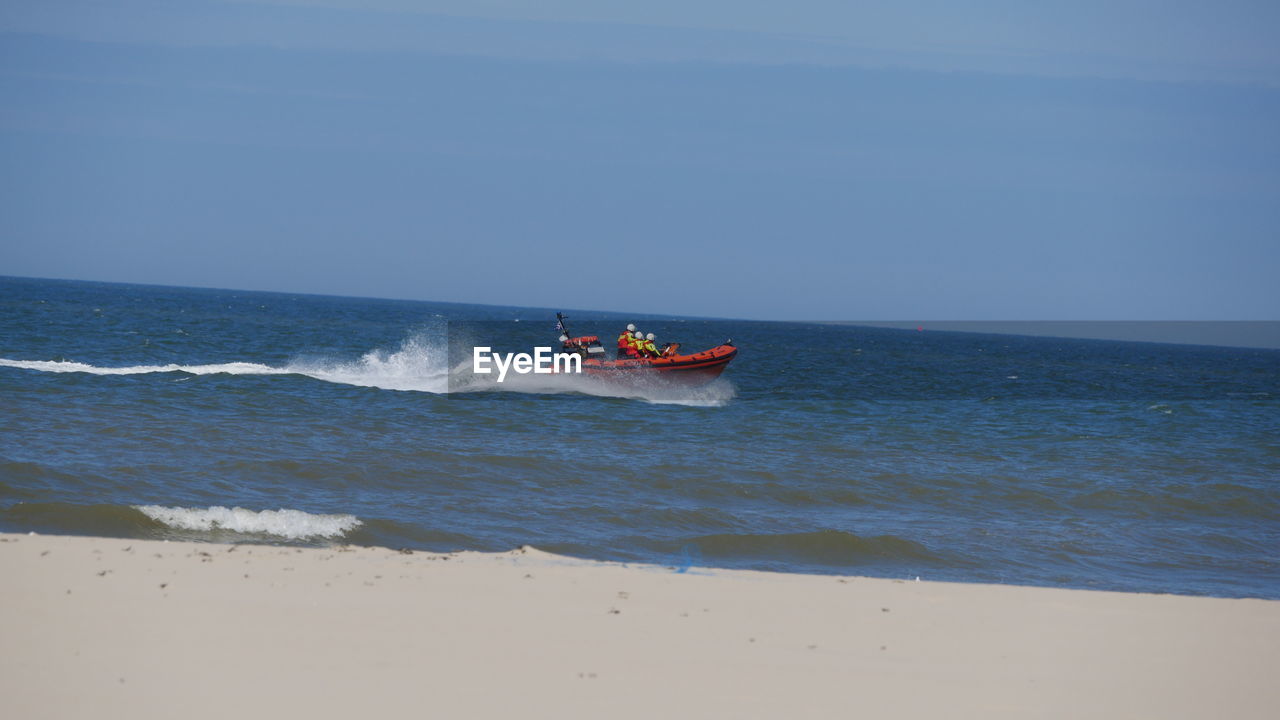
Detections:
0,333,733,406
0,501,360,541
135,505,361,539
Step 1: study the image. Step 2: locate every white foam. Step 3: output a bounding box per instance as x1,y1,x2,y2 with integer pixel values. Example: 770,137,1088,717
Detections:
0,358,289,376
464,370,737,407
136,505,361,539
287,335,450,393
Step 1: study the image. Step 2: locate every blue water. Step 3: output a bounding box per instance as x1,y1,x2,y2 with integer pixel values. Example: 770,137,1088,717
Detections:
2,276,1278,598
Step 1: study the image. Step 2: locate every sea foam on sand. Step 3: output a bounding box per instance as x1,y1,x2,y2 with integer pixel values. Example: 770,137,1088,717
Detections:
2,532,1277,719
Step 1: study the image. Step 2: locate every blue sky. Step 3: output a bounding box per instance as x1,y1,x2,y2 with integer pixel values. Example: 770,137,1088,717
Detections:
2,1,1278,320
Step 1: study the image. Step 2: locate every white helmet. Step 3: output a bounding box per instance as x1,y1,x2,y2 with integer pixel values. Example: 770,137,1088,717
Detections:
646,333,655,341
633,331,643,339
559,334,569,343
626,323,636,332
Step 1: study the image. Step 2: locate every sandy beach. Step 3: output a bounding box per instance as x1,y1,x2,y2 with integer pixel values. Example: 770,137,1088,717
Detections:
3,532,1277,719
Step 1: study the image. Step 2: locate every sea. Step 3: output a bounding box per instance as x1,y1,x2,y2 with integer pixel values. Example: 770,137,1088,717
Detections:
2,276,1277,599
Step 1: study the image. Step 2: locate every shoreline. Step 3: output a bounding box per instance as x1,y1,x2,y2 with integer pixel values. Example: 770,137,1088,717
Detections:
4,531,1278,719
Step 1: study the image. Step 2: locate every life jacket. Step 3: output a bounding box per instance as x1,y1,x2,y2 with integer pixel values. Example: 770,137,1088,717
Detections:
617,332,635,356
618,331,638,357
642,339,657,356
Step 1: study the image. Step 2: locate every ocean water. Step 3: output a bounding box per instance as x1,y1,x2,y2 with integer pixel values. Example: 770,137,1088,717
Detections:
2,276,1277,598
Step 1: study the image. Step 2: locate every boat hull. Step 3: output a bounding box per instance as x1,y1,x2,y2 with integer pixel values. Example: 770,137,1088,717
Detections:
581,344,737,385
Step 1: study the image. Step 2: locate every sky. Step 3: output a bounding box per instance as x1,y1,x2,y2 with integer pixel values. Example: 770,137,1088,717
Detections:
2,0,1278,321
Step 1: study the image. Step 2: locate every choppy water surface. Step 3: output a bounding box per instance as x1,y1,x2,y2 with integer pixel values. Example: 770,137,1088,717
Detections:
2,276,1277,598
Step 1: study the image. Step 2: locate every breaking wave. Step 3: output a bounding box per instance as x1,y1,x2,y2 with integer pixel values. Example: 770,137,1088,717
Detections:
0,501,360,541
135,505,361,539
0,333,734,406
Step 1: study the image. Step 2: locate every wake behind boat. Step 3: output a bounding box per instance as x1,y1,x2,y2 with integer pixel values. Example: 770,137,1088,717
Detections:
554,313,737,384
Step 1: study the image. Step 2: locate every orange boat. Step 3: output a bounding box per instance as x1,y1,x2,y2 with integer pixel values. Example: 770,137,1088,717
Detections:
555,313,737,384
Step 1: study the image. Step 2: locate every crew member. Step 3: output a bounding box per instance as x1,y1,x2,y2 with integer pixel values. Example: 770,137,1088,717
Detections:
642,332,660,358
617,323,638,358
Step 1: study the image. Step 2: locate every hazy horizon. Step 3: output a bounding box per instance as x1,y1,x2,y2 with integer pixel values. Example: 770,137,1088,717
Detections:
7,274,1278,350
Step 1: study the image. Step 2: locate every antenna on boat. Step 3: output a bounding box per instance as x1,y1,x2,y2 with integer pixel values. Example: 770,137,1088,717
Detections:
555,312,571,338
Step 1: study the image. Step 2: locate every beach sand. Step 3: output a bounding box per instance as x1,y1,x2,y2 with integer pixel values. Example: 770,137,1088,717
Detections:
3,532,1277,719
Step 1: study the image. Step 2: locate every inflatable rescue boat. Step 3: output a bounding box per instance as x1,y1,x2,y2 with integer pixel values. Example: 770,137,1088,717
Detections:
555,313,737,384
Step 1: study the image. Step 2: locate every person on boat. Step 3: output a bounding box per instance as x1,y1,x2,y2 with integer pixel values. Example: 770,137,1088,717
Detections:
617,324,638,358
641,332,660,358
